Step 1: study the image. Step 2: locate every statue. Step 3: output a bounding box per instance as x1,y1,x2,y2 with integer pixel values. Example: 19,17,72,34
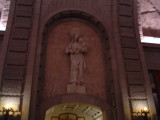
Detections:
66,28,87,86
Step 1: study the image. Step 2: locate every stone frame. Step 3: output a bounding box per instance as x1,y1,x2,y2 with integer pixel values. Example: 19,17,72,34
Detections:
32,10,115,120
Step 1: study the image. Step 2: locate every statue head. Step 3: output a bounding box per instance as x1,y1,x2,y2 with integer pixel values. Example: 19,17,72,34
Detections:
70,28,82,40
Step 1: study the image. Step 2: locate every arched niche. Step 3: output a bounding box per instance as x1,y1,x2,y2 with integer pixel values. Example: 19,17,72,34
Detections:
40,11,111,101
45,102,104,120
37,12,114,120
38,94,113,120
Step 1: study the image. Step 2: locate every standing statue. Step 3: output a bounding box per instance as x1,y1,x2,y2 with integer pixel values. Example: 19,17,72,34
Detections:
66,28,87,86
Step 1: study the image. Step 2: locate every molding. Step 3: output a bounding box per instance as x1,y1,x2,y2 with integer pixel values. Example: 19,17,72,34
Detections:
0,0,16,88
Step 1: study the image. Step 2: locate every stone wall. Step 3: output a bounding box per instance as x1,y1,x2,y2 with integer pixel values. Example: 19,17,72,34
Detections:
33,0,116,120
0,31,4,47
0,0,34,119
0,0,158,120
143,44,160,70
117,0,157,119
42,20,109,100
140,0,160,37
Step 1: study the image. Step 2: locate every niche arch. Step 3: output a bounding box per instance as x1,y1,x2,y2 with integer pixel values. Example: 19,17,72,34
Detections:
45,102,104,120
37,10,113,120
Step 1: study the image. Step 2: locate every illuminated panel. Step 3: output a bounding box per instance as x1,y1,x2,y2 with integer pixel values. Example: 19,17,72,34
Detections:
45,103,103,120
141,36,160,44
0,96,20,111
0,0,10,31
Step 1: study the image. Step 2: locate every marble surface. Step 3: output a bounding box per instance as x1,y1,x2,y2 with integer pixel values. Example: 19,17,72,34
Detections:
140,0,160,30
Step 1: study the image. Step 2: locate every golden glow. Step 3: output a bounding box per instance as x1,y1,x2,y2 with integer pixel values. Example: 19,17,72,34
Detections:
45,102,103,120
132,100,149,113
0,97,19,111
5,103,14,109
141,107,149,113
143,107,148,111
0,98,21,116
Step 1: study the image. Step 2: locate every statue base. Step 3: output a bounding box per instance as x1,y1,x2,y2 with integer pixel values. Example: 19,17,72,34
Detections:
67,83,86,94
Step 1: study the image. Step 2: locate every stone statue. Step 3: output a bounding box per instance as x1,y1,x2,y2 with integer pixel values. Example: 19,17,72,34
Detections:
66,28,87,86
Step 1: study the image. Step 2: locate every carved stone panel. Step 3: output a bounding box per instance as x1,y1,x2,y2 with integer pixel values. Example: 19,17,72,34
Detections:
42,20,108,100
129,85,146,99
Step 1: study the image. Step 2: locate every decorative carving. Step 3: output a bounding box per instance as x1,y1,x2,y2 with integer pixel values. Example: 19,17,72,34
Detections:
66,28,87,86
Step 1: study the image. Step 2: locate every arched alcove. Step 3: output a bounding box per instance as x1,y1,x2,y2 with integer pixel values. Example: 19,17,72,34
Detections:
37,11,113,120
39,94,113,120
45,102,104,120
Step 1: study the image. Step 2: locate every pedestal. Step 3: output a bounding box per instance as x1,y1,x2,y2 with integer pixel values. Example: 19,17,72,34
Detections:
67,84,86,94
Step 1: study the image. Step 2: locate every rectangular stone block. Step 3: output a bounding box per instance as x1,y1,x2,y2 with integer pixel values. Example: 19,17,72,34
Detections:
4,66,24,80
123,48,139,59
11,28,30,40
130,99,148,113
144,50,160,70
0,31,4,35
127,72,144,84
14,17,32,28
17,0,33,5
120,27,135,37
67,84,86,94
129,85,146,99
15,5,33,17
6,52,26,65
124,60,141,71
143,28,160,38
0,31,4,41
119,0,132,5
0,35,3,41
9,40,28,52
121,37,137,48
119,16,133,27
119,5,132,16
2,80,23,95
